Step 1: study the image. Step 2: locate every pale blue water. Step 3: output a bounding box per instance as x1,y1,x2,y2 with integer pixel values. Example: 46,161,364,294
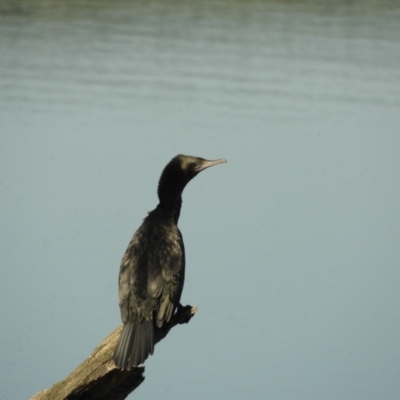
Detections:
1,1,400,399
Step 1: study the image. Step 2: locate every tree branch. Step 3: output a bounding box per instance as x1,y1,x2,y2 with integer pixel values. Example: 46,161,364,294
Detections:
31,306,197,400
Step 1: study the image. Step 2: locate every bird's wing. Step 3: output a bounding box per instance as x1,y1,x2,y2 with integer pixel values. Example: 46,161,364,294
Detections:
118,227,148,324
118,222,184,327
147,226,185,328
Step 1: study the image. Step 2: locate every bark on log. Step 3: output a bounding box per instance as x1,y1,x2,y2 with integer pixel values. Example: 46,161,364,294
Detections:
31,305,196,400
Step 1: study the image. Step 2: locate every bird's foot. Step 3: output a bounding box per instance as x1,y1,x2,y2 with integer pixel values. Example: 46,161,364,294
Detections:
190,306,198,315
176,304,197,324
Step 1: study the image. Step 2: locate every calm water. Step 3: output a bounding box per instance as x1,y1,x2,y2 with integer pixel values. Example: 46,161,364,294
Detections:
1,1,400,399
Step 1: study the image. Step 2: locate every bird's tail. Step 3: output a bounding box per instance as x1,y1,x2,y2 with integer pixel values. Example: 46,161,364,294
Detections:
113,321,154,370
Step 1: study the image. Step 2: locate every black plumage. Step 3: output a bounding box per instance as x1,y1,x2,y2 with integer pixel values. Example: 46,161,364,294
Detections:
113,154,227,370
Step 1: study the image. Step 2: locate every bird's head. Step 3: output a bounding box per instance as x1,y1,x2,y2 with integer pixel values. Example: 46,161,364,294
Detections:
158,154,227,204
177,154,227,180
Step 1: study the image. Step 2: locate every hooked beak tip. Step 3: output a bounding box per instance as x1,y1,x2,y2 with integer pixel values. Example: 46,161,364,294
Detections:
196,158,227,172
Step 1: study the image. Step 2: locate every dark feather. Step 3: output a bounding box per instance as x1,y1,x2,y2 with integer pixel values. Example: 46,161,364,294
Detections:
113,155,226,369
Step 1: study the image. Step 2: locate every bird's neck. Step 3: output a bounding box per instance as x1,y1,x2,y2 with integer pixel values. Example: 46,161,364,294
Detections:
157,162,190,224
157,194,182,224
157,172,188,224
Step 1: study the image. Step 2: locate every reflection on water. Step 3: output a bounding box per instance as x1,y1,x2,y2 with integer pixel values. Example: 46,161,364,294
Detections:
1,0,399,120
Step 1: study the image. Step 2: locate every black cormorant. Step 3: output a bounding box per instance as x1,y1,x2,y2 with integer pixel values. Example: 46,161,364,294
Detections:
113,154,227,370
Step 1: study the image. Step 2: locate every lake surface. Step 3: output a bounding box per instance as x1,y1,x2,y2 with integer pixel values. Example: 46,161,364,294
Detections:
1,1,400,399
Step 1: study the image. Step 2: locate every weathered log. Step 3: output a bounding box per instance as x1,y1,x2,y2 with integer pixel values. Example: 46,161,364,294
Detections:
31,305,197,400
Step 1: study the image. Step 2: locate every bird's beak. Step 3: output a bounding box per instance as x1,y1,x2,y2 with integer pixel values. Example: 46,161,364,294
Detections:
195,158,227,172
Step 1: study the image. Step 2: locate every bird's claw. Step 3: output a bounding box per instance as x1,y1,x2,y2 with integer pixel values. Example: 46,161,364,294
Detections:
176,304,197,324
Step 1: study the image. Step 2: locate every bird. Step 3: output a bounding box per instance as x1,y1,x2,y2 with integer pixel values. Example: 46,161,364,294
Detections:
113,154,227,370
